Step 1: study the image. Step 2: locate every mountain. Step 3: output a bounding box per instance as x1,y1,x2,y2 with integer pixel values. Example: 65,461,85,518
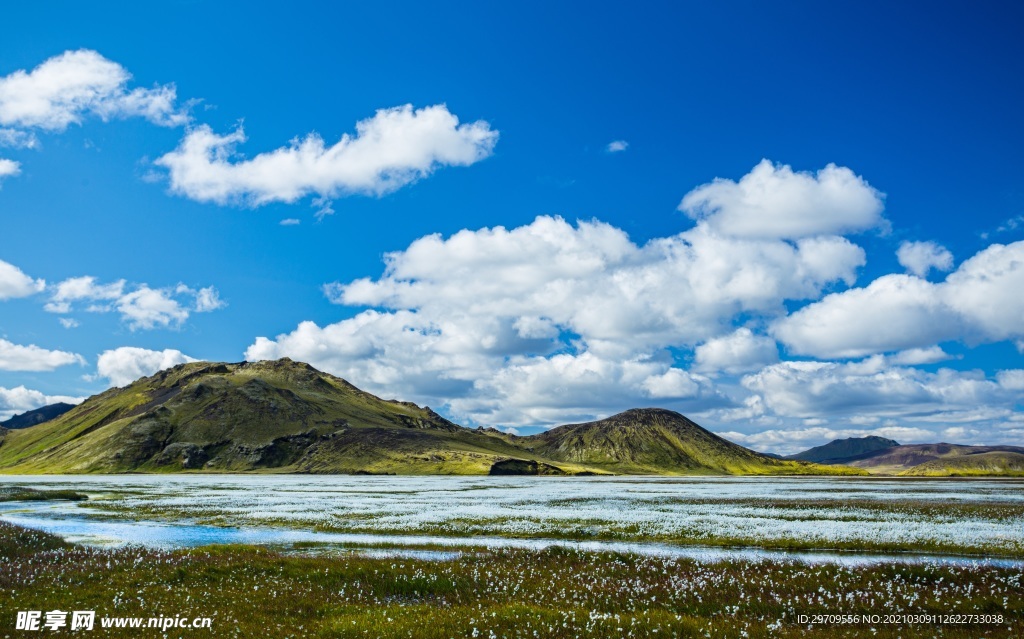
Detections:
0,358,858,476
786,436,900,464
0,403,76,430
846,443,1024,476
523,408,854,475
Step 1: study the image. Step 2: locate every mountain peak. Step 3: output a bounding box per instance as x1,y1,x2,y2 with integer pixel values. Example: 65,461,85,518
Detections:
531,406,855,476
787,436,901,464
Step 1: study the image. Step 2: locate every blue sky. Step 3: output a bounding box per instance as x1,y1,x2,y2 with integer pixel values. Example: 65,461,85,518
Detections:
1,1,1022,452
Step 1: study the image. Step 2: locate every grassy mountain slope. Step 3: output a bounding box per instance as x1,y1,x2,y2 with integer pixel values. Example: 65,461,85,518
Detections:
0,359,549,474
847,443,1024,475
0,359,857,476
523,408,861,475
899,451,1024,477
787,436,900,464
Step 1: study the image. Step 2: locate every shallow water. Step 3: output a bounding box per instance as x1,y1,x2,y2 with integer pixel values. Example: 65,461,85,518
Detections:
3,503,1021,568
2,475,1022,566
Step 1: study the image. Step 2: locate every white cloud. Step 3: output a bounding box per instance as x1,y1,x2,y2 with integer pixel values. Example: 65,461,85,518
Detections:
0,385,84,421
606,140,628,153
156,104,497,207
0,49,187,132
0,338,85,371
58,317,79,329
333,216,865,355
45,276,224,330
897,240,953,277
773,274,959,358
943,241,1024,343
741,360,1016,421
0,128,38,149
679,159,885,239
694,328,779,374
0,259,45,299
888,346,952,366
0,157,20,183
192,286,226,312
997,369,1024,391
250,208,863,425
45,275,125,313
279,218,301,226
243,163,1023,433
641,368,703,398
95,346,197,387
116,286,190,330
774,240,1024,358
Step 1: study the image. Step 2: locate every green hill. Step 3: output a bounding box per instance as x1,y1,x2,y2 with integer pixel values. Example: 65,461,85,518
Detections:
787,436,900,464
522,408,860,475
898,451,1024,477
0,358,857,476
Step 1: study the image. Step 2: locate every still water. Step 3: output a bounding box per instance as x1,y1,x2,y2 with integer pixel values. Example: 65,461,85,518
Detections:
2,474,1022,567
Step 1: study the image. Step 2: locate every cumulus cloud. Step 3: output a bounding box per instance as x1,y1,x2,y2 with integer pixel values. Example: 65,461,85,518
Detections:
243,161,1020,433
0,157,20,182
773,274,959,358
679,159,885,239
250,207,865,425
0,258,45,299
0,49,187,132
45,275,124,313
96,346,197,387
606,140,628,153
694,328,779,374
332,216,865,355
44,276,225,330
741,359,1017,422
0,338,85,371
0,385,84,421
774,240,1024,358
996,369,1024,391
897,240,953,277
155,104,497,207
115,287,191,330
190,286,226,312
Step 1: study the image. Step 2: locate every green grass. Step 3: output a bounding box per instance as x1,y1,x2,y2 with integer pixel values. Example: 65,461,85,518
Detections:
0,486,88,502
0,520,1020,638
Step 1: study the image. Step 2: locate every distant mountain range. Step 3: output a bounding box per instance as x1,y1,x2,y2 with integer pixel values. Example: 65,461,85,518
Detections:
0,358,855,476
785,437,1024,477
0,403,76,429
